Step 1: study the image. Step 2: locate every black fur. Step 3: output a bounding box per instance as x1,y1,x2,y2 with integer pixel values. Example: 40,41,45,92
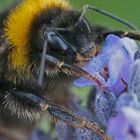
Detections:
0,4,95,121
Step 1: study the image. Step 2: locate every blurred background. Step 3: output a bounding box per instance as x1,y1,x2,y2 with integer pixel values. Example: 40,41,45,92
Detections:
1,0,140,29
0,0,139,139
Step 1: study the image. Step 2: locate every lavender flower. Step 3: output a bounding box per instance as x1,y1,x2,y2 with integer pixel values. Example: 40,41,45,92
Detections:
95,91,117,126
105,51,140,140
107,107,140,140
130,60,140,101
117,92,140,111
56,121,102,140
74,34,139,96
75,107,102,140
116,60,140,111
30,129,51,140
56,102,102,140
76,128,102,140
56,122,76,140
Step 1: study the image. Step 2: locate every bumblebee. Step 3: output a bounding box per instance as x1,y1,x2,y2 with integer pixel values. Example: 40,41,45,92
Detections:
0,0,94,116
0,0,140,140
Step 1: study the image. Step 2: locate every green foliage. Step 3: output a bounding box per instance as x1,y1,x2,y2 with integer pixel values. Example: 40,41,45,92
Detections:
71,0,140,30
1,0,139,29
0,0,15,9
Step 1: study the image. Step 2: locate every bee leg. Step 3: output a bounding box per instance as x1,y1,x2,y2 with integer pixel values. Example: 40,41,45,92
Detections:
37,37,48,86
0,88,111,140
45,54,107,91
102,30,140,40
14,92,112,140
92,26,140,43
38,30,77,86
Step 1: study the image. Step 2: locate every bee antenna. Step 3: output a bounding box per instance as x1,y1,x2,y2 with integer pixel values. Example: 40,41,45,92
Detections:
78,4,139,31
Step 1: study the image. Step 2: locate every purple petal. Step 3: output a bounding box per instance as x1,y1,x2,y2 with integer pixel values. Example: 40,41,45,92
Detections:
120,37,138,61
107,107,140,140
30,129,51,140
74,34,139,96
74,55,106,88
117,93,140,111
95,91,117,126
107,112,127,140
103,35,132,85
74,77,95,87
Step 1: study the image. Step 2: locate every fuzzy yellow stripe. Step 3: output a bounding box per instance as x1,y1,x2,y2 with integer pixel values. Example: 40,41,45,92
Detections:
4,0,70,71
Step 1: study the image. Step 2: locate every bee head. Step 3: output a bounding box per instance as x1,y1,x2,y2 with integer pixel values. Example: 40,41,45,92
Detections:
4,0,96,85
29,9,96,83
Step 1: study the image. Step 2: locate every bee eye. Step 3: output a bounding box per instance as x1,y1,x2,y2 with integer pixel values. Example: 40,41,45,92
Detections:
47,31,69,53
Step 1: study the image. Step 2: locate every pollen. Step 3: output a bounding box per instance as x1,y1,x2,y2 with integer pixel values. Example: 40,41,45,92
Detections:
4,0,70,71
